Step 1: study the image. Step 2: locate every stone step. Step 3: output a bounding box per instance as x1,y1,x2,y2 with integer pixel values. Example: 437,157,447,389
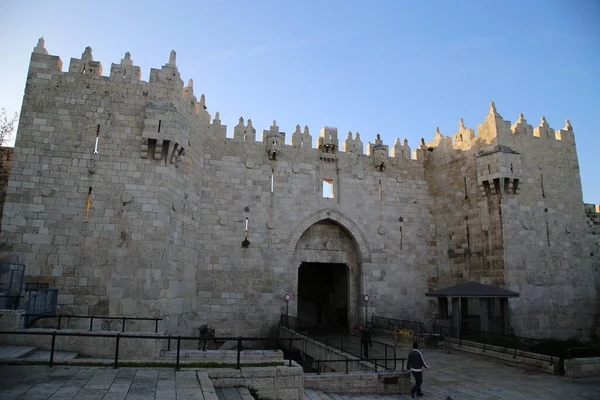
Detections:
304,388,334,400
0,345,38,359
23,349,79,361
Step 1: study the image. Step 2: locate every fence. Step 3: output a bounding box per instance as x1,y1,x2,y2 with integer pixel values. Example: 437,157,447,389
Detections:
280,314,399,371
0,330,300,370
23,314,163,333
438,325,557,364
370,315,427,334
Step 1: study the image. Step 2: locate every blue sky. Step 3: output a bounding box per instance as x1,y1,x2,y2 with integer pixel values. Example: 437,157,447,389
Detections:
0,0,598,203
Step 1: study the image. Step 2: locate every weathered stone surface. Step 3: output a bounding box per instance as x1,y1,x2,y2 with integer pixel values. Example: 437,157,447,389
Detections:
0,40,597,340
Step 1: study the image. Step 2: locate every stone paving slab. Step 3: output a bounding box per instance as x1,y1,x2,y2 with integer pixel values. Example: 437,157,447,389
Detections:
0,345,37,359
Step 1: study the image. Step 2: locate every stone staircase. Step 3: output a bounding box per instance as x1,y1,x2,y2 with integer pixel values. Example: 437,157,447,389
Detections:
0,345,78,361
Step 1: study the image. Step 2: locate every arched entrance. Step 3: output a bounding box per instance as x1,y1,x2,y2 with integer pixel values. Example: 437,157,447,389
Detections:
290,211,370,330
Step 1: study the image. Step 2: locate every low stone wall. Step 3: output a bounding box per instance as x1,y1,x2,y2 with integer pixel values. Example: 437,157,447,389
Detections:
0,329,163,360
304,371,410,394
0,310,23,331
564,357,600,378
446,338,558,374
208,362,304,400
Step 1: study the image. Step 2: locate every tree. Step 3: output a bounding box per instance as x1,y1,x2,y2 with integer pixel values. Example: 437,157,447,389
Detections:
0,108,17,226
0,108,18,146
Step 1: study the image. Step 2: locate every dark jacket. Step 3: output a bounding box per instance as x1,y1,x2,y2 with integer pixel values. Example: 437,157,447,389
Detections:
361,326,372,343
406,349,429,371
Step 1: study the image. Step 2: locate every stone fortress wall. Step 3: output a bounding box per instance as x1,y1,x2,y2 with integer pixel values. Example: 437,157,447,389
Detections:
0,38,597,339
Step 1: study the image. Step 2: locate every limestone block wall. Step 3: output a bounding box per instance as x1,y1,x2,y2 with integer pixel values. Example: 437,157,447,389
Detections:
0,40,597,340
423,105,596,338
1,44,209,335
499,116,594,338
196,127,437,333
584,204,600,328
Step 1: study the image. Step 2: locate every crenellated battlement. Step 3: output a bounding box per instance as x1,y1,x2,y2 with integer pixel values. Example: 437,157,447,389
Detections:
27,39,577,164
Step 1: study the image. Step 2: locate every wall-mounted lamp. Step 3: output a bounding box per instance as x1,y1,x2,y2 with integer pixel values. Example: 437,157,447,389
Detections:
242,217,250,248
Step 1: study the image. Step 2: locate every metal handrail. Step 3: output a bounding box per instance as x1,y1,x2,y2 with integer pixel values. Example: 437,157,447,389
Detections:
0,330,300,370
309,357,407,374
437,325,558,364
370,315,427,334
280,314,398,371
22,314,163,333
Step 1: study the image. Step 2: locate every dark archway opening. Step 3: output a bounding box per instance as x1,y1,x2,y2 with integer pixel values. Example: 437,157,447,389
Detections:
297,262,348,329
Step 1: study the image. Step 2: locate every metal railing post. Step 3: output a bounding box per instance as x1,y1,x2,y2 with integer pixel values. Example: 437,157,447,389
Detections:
122,317,126,332
385,345,388,370
176,336,181,370
483,332,486,352
345,359,349,374
236,338,242,369
114,334,120,369
316,360,320,375
155,319,159,333
168,335,171,351
49,331,56,368
89,317,93,331
288,338,292,367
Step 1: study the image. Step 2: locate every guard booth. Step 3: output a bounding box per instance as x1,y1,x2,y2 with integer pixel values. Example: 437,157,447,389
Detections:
426,281,519,336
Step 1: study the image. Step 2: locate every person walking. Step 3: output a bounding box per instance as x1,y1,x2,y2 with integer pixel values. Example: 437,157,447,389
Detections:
406,342,429,398
360,323,372,358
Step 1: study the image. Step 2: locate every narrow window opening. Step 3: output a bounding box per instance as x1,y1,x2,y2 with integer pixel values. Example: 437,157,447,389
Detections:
463,177,468,199
123,69,127,78
162,140,171,165
459,134,463,141
271,169,274,193
243,130,247,141
483,180,491,195
245,217,249,238
322,179,334,198
378,179,382,201
399,226,403,251
94,125,100,154
513,179,519,194
81,63,86,74
540,174,545,198
158,120,162,133
510,163,513,173
546,221,550,246
301,137,304,148
504,178,510,194
148,139,157,158
488,164,491,174
493,178,501,195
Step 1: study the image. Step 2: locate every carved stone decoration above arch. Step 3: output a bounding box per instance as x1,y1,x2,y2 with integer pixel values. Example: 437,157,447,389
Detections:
287,209,372,263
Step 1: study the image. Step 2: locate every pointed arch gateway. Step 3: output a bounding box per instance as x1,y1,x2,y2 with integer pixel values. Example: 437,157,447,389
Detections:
288,209,371,330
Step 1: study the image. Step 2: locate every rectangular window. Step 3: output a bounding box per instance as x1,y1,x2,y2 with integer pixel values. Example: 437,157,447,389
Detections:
322,179,334,198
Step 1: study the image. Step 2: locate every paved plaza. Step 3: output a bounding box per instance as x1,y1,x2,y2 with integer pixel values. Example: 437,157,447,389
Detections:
1,345,599,400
